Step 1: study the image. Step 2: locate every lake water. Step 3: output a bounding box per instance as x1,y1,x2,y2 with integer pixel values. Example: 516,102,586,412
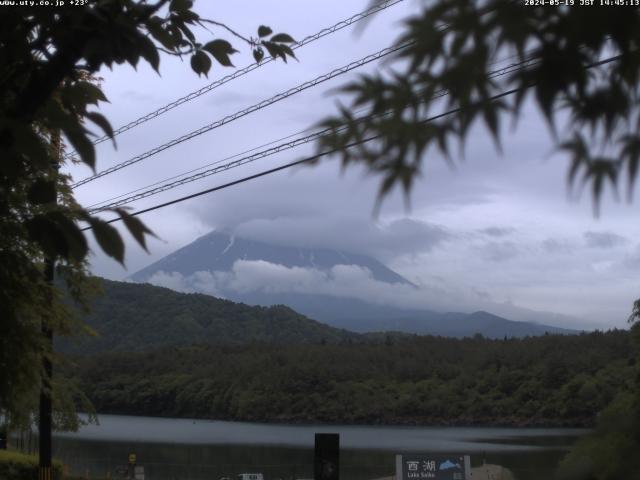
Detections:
53,414,587,480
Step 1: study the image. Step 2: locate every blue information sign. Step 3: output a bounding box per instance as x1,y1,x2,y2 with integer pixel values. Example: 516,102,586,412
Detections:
395,455,470,480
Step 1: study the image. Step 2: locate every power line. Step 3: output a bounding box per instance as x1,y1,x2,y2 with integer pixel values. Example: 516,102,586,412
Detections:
63,0,407,161
71,3,513,187
80,87,530,231
80,52,625,231
85,47,545,211
88,57,541,211
71,41,413,188
84,122,321,210
87,56,542,213
87,128,334,213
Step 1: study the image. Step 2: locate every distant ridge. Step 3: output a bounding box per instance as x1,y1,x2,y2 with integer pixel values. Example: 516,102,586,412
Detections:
128,230,577,339
129,230,413,286
225,292,575,337
58,278,359,355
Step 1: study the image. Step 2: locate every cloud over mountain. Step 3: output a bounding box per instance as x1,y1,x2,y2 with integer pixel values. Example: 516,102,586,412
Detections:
232,216,451,262
584,231,628,249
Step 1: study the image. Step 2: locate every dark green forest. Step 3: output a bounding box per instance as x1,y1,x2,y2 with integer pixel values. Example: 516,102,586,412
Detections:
68,330,636,427
58,279,358,355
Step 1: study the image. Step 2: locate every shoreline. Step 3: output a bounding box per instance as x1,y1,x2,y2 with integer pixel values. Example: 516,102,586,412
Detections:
81,410,596,429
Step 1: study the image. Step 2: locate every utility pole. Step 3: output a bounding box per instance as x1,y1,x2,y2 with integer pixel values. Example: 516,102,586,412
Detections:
39,261,53,480
314,433,339,480
39,131,60,480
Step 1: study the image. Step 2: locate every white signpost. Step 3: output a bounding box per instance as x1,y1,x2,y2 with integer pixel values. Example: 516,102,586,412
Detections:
395,455,471,480
134,465,145,480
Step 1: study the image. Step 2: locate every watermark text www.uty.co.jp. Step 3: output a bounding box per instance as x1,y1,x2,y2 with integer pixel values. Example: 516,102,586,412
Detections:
0,0,89,7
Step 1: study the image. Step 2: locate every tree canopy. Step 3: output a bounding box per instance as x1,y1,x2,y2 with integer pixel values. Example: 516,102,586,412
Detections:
0,0,294,422
318,1,640,213
67,329,636,427
3,5,640,474
312,3,640,478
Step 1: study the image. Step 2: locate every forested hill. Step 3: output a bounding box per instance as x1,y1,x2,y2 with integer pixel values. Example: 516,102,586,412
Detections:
68,329,636,427
58,279,359,355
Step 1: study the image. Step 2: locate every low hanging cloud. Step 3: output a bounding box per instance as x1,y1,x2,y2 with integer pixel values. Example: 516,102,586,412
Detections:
584,231,628,249
478,226,515,237
146,270,226,297
145,259,588,328
147,260,464,312
135,213,640,329
541,238,574,255
232,216,451,261
480,241,520,262
622,244,640,270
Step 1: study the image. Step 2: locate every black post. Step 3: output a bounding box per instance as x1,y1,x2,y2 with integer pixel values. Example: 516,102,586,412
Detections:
39,132,59,480
0,419,6,449
38,253,54,480
314,433,339,480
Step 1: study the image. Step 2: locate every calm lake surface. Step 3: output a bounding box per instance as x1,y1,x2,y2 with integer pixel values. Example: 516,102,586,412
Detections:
53,414,587,480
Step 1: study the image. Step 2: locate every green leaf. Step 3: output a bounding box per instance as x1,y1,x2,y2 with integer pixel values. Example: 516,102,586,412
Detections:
138,34,161,72
279,44,295,60
169,0,192,12
51,212,89,261
85,111,115,144
40,97,82,135
258,25,272,38
114,208,155,252
27,179,57,205
26,215,66,260
83,37,112,70
147,17,177,50
181,9,199,24
12,125,51,170
271,33,295,43
621,133,640,201
87,217,125,264
253,47,264,63
588,159,618,216
262,41,286,62
560,133,590,194
175,18,196,44
25,212,88,261
202,39,237,67
73,81,108,105
190,50,212,77
62,124,95,170
481,103,502,152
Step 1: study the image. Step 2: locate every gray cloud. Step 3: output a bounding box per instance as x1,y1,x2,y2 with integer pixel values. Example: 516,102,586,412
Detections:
146,259,589,328
622,244,640,270
584,231,628,249
71,1,640,331
147,261,436,309
478,226,515,237
480,241,520,262
541,238,573,254
472,288,493,301
142,260,451,313
232,216,451,261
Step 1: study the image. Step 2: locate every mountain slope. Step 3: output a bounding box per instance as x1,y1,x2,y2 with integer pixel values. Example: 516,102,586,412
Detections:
128,230,577,338
58,278,359,355
130,230,412,285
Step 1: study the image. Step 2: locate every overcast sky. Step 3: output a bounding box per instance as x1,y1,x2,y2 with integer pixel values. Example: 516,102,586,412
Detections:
65,0,640,330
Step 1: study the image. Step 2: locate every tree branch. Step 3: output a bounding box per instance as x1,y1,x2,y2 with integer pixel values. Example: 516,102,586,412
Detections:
8,1,171,124
157,46,196,56
198,19,252,45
